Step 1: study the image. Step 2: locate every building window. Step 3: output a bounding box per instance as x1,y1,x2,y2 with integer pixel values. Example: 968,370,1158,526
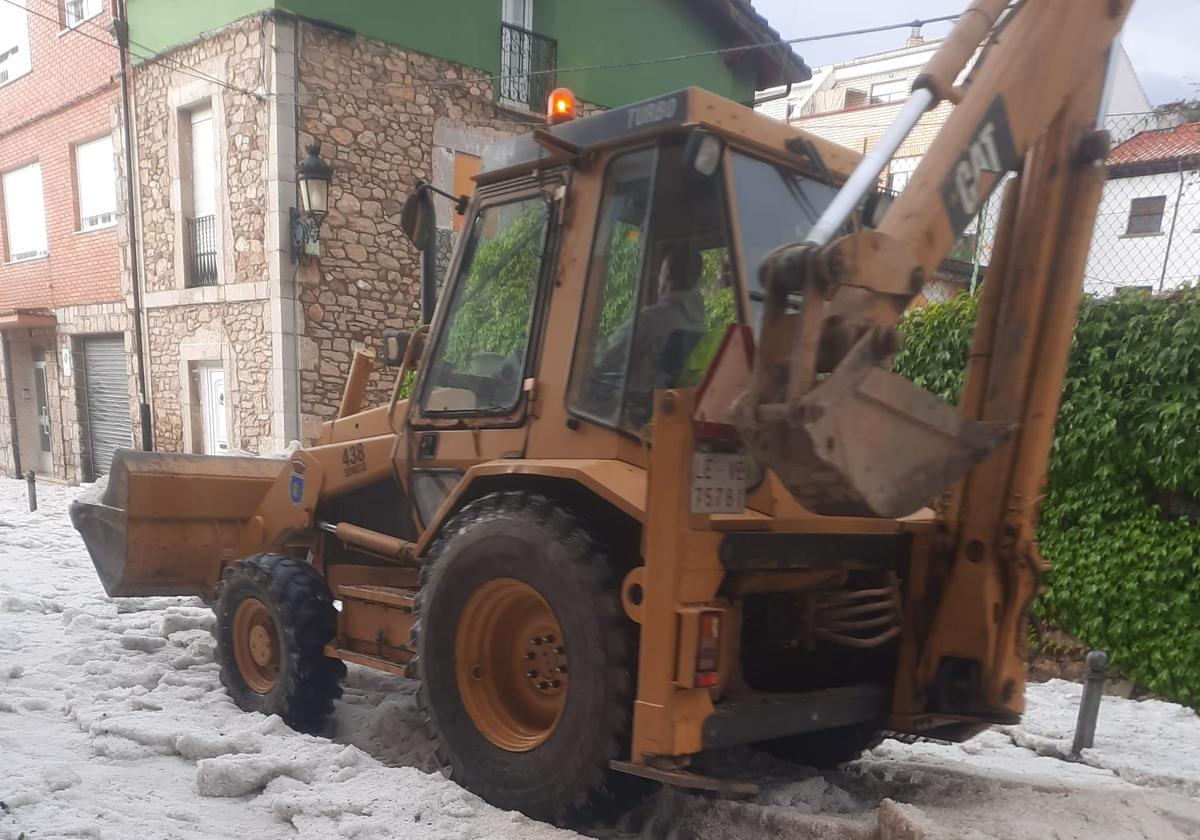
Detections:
63,0,101,28
870,78,910,104
75,135,117,231
0,0,32,87
185,105,218,286
843,88,869,109
2,163,48,262
1125,195,1166,236
499,0,556,112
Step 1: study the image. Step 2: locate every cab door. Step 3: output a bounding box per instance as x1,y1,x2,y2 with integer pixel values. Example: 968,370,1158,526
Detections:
405,179,561,528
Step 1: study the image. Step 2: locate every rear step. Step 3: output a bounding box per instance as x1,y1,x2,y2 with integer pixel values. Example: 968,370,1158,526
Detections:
609,761,759,797
325,584,417,675
702,683,889,749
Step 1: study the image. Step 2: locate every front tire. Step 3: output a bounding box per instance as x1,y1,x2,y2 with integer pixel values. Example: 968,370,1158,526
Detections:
213,554,346,733
413,493,631,824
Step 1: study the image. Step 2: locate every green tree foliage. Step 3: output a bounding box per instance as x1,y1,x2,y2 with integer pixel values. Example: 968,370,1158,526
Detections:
594,223,644,343
681,249,737,385
893,288,1200,704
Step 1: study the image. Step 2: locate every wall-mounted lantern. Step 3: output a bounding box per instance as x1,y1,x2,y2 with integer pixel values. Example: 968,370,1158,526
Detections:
291,142,333,260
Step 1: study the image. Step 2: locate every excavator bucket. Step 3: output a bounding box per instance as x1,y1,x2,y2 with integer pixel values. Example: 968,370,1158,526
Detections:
69,450,285,599
739,366,1010,520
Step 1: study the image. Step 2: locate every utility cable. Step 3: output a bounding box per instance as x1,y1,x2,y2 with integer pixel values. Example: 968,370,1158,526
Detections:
7,0,1016,103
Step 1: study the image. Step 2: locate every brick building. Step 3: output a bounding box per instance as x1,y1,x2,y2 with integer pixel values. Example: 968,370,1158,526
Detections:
124,0,805,454
0,0,137,483
757,29,1151,188
755,28,1154,298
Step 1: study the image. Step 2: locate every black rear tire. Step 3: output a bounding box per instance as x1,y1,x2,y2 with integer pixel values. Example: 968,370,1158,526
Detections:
412,492,632,824
213,554,346,733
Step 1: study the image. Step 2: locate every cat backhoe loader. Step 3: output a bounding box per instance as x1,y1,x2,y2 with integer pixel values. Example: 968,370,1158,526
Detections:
72,0,1130,823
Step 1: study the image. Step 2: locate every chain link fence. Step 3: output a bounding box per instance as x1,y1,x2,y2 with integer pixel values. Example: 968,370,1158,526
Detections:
957,111,1200,298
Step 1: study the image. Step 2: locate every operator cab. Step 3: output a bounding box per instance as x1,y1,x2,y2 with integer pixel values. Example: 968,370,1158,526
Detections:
398,88,865,442
569,138,846,432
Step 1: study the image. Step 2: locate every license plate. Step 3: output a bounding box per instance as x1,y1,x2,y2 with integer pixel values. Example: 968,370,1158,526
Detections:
690,452,746,514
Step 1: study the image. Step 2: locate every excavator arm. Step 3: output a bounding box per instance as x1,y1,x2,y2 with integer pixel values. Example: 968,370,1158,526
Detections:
735,0,1131,721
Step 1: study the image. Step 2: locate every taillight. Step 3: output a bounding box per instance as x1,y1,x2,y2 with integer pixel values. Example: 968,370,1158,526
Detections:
694,610,721,687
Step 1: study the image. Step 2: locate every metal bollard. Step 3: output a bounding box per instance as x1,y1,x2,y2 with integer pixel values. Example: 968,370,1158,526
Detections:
25,470,36,512
1072,649,1108,755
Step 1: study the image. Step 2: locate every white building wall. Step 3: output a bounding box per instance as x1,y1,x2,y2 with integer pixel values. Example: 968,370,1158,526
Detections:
756,37,1173,295
760,41,1148,154
1106,47,1153,117
1084,169,1200,293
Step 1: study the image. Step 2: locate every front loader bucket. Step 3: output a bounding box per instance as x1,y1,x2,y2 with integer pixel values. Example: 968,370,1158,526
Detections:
741,368,1010,519
69,450,285,599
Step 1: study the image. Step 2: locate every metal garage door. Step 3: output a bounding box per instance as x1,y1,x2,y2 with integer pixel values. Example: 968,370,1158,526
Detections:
82,336,132,478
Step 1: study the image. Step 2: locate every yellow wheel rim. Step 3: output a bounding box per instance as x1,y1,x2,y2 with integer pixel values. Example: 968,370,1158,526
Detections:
455,578,568,752
233,597,281,694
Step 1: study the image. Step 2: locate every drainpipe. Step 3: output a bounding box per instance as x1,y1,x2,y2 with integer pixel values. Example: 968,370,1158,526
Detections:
1,333,21,477
112,1,153,450
1158,161,1185,292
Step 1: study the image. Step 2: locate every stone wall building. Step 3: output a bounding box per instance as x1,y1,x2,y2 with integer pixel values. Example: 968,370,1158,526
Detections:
125,0,806,454
132,17,282,454
293,26,550,435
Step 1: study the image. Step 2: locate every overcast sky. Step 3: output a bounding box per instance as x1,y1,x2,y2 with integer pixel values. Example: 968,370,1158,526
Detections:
750,0,1198,106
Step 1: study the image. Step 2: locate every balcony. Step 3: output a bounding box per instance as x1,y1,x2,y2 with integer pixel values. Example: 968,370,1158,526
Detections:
186,214,218,287
499,22,557,113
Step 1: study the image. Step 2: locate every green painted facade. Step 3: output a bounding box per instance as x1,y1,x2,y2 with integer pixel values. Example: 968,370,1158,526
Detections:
535,0,758,105
128,0,790,107
127,0,272,55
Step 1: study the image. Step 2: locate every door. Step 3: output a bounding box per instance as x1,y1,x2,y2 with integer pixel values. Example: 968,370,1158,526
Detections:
199,362,228,454
32,350,52,474
82,336,134,478
408,186,557,525
500,0,533,108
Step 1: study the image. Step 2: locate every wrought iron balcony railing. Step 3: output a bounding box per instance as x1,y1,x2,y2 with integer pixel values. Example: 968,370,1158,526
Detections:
186,214,218,287
499,22,557,113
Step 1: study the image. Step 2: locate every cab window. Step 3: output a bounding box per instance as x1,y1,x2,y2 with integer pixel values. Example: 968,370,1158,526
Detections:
421,195,550,415
729,152,839,328
571,144,737,432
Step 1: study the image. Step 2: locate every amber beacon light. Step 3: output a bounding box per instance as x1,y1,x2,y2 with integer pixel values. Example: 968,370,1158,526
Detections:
547,87,577,124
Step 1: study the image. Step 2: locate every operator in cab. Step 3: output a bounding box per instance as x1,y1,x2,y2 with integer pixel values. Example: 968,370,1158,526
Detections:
599,241,706,425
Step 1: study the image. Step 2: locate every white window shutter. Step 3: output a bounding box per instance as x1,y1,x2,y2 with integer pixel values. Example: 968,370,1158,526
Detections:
0,0,32,86
76,135,117,228
190,108,216,218
3,163,47,259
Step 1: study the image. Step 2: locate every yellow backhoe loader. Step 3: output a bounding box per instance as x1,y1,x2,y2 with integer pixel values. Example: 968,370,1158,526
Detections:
72,0,1131,823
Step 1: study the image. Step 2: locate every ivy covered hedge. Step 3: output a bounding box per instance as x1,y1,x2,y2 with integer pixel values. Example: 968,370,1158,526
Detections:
893,288,1200,705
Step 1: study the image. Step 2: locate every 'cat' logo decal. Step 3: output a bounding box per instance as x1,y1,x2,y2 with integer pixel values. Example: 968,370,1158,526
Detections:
941,96,1018,235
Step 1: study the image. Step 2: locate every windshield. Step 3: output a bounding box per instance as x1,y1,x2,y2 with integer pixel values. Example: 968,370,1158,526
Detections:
729,152,839,326
421,195,550,415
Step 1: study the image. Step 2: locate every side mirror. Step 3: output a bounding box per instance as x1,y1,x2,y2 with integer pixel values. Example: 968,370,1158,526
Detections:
401,185,436,250
682,128,725,179
381,329,411,367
